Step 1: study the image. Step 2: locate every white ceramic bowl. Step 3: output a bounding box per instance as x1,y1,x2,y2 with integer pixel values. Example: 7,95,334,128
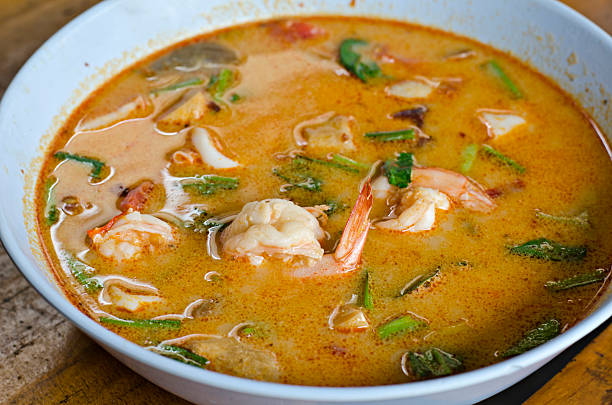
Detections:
1,1,610,404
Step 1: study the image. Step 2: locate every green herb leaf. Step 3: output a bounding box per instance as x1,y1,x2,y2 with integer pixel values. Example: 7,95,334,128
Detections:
482,60,523,99
150,77,204,94
154,344,209,367
535,209,589,227
44,176,59,226
229,93,241,103
460,144,479,174
100,317,181,329
239,326,267,338
545,268,609,292
406,348,464,378
339,38,381,82
208,68,234,100
63,254,102,293
378,315,427,339
181,175,239,195
399,267,440,296
294,155,359,173
54,151,106,179
509,238,586,261
321,200,345,216
480,144,525,174
273,164,322,192
363,270,374,310
383,152,414,189
331,153,370,170
503,319,560,357
365,129,415,142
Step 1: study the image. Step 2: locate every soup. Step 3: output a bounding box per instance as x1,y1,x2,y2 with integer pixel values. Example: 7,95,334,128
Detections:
35,17,612,386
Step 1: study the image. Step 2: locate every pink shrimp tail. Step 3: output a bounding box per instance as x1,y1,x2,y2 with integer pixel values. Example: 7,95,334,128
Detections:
334,181,373,272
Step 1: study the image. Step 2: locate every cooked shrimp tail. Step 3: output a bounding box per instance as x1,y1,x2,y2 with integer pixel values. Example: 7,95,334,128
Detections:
335,181,373,271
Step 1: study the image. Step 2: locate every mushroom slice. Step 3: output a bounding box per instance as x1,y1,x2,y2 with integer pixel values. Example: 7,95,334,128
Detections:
478,109,526,139
329,304,369,332
98,277,161,312
157,92,208,129
293,111,356,152
385,77,440,100
149,42,239,73
78,96,151,131
191,127,240,169
162,334,280,381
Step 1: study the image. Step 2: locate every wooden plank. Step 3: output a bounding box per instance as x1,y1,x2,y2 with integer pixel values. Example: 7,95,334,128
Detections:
523,324,612,405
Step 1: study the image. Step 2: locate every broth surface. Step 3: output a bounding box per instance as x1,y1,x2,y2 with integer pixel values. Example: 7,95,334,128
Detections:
36,17,612,386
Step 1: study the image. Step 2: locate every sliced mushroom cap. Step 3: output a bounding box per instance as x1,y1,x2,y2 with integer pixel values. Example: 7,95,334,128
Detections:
329,304,369,332
164,335,280,381
478,110,526,139
149,42,239,73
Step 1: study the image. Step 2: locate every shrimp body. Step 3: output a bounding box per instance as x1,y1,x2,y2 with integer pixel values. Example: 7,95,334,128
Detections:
88,210,176,262
376,187,450,232
220,199,326,266
291,182,373,278
412,167,495,213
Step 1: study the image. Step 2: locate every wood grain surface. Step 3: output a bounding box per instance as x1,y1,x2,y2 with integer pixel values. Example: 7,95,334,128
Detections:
1,1,611,404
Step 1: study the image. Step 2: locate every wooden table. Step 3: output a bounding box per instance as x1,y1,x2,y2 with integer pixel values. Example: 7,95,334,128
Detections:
1,1,611,404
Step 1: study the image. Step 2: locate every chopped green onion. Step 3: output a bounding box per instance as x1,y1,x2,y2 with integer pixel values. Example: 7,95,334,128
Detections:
154,344,209,367
482,60,523,99
365,129,415,142
150,77,204,94
331,153,370,170
363,270,374,310
44,176,59,226
480,144,525,174
181,175,239,195
229,93,241,103
383,152,414,189
399,267,440,296
460,144,479,174
503,319,560,357
209,68,234,100
54,151,106,179
100,317,181,329
63,254,102,293
294,155,358,173
405,348,463,378
378,315,427,339
535,209,589,227
545,268,609,291
339,38,381,82
509,238,586,261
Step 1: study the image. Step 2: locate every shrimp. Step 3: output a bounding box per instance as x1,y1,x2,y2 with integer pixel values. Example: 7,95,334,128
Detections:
376,187,450,232
411,167,495,213
220,199,326,266
290,181,373,278
88,210,177,262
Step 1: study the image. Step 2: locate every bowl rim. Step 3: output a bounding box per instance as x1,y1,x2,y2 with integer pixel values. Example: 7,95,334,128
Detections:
1,0,611,401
